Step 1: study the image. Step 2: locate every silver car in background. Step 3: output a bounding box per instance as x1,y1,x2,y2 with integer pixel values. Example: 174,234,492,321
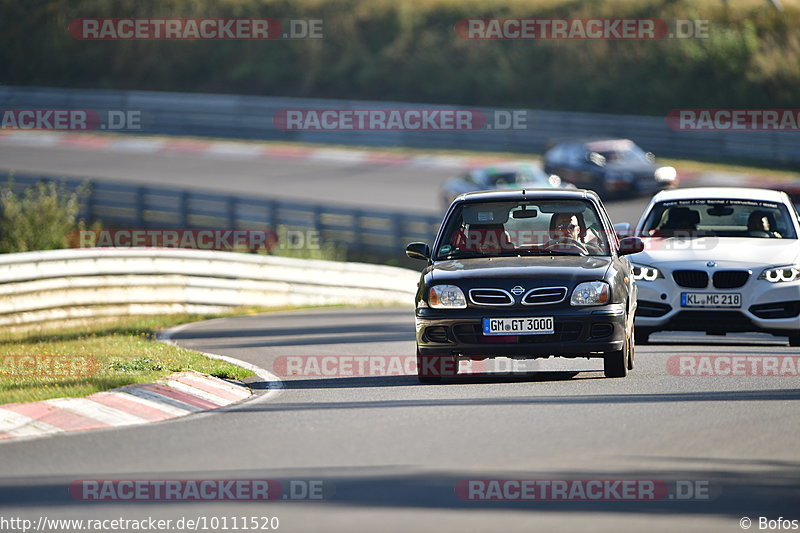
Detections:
440,161,573,211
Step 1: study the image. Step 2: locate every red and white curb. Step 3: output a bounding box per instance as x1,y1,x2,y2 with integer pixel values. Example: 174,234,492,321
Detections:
0,371,251,441
0,319,283,443
0,130,778,185
0,130,528,171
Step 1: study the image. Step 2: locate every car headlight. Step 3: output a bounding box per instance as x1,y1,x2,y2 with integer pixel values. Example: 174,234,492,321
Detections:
428,285,467,308
570,281,610,306
654,166,677,182
758,265,800,283
631,263,663,281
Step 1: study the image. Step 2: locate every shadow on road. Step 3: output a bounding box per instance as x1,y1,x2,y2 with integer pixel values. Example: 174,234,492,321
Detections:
2,460,798,519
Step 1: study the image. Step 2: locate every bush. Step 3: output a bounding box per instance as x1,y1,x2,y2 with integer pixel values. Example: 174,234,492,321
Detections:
0,179,94,253
0,0,797,115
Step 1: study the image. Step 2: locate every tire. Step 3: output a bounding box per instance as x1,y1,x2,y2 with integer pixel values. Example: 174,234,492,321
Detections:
627,324,636,371
789,334,800,347
416,349,458,384
604,323,630,378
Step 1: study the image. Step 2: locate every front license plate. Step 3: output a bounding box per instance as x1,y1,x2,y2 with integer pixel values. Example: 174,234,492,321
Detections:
681,292,741,308
482,317,555,336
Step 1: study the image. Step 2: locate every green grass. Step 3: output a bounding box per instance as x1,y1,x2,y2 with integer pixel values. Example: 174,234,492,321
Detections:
0,306,329,405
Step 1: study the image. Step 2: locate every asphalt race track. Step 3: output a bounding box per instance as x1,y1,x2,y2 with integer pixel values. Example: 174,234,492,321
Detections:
1,308,799,532
0,142,650,223
1,142,798,532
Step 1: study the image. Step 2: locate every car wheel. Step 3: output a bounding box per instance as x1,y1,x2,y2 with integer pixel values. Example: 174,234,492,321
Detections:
627,323,636,370
789,334,800,347
416,349,457,384
604,325,630,378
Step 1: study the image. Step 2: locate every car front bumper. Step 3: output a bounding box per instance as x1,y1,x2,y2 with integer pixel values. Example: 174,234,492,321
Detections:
416,304,626,358
635,275,800,335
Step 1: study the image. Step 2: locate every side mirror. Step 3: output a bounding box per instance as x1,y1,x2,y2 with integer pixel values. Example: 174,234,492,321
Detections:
406,242,431,261
618,236,645,256
613,222,632,238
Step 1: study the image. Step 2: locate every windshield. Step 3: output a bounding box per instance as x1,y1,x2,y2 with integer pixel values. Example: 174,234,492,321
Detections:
586,141,650,165
435,199,611,259
483,166,549,187
641,199,798,239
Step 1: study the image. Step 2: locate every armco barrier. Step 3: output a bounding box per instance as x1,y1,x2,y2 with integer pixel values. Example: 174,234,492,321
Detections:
3,173,442,260
0,248,419,327
1,85,798,164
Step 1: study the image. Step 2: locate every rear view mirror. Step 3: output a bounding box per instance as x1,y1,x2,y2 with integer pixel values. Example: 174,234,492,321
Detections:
618,236,645,255
405,242,431,261
707,205,734,217
512,208,538,219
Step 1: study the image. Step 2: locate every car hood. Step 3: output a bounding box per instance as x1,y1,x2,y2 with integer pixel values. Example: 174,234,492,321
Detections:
632,237,800,268
427,255,612,284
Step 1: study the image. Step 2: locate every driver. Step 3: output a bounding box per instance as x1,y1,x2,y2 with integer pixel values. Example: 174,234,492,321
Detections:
545,212,588,252
550,213,582,242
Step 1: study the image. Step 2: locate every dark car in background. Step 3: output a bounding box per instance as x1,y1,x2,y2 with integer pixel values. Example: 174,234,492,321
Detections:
406,189,645,383
440,161,573,211
543,138,678,198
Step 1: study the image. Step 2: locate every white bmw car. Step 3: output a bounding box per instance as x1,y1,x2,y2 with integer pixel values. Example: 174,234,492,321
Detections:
620,187,800,345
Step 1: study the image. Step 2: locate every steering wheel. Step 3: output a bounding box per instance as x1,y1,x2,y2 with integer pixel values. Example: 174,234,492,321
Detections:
544,237,589,255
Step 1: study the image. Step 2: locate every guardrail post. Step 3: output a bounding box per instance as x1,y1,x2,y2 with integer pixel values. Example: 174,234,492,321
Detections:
179,191,189,227
353,209,363,254
135,186,145,227
391,214,403,252
83,180,95,222
227,196,237,229
313,208,323,248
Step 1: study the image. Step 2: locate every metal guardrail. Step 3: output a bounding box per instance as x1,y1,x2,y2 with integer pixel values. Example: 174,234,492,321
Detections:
3,173,441,259
1,85,798,165
0,248,418,327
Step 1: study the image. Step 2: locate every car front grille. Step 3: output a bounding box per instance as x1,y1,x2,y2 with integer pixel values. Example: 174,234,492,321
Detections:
636,300,672,318
522,287,568,305
712,270,750,289
666,311,752,332
672,270,709,288
750,301,800,319
468,288,514,306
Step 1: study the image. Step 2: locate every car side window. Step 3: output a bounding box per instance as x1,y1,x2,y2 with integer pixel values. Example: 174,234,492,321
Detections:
547,146,566,165
566,145,585,165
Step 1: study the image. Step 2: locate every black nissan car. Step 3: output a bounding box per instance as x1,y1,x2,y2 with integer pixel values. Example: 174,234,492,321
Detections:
406,189,644,382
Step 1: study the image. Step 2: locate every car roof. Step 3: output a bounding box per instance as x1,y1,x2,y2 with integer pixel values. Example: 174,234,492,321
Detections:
472,161,541,172
650,187,789,203
546,137,632,149
456,188,598,203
